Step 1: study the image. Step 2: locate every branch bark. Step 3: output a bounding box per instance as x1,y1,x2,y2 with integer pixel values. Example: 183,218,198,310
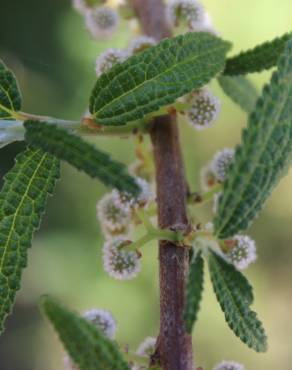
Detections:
131,1,194,369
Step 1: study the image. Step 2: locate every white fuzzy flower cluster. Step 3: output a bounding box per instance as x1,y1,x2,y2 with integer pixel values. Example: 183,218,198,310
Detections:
166,0,218,34
95,48,130,76
63,307,117,370
83,308,117,339
97,177,153,240
166,0,205,30
128,36,157,54
103,237,141,280
223,235,257,270
200,148,235,191
72,1,119,39
85,6,120,39
136,337,156,357
97,189,132,239
211,148,235,183
213,360,244,370
186,88,221,131
131,337,157,370
95,35,156,77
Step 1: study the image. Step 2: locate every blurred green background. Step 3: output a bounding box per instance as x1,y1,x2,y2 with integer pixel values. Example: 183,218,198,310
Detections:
0,0,292,369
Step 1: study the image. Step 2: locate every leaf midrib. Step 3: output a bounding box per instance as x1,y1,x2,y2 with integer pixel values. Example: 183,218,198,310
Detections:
0,149,46,273
210,255,264,347
93,39,227,120
217,65,292,236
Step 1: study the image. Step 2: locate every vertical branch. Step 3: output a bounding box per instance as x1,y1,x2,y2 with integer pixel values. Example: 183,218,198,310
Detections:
131,1,194,369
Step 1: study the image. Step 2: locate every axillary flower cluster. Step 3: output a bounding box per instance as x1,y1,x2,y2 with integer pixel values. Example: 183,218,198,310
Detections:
65,1,260,369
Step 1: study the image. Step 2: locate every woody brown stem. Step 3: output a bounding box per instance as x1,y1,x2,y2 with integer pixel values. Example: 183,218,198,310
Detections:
131,1,194,369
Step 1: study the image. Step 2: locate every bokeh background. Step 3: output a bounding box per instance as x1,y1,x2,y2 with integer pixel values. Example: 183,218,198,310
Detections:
0,0,292,369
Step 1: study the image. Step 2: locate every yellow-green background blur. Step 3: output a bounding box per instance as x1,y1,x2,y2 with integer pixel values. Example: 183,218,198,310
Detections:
0,1,292,369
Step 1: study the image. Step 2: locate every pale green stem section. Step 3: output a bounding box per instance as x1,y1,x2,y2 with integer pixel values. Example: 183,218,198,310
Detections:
128,208,183,251
0,97,190,149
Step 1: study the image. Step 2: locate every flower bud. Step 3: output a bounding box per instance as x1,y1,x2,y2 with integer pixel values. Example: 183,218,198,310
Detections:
186,88,221,130
102,237,141,280
210,148,235,183
96,48,129,76
85,6,119,39
97,190,132,239
223,235,257,270
128,36,157,54
82,308,117,339
136,336,156,357
166,0,205,30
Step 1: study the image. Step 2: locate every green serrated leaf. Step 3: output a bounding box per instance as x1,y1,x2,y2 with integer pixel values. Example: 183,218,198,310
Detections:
41,296,130,370
0,59,22,120
215,39,292,238
208,251,267,352
224,32,291,75
218,75,258,114
24,120,140,196
0,148,60,333
183,251,204,334
90,32,231,126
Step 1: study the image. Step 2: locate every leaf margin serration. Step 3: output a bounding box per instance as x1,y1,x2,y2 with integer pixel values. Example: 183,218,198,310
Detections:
0,59,22,119
90,32,231,126
183,251,204,334
215,38,292,238
41,295,130,370
24,120,140,196
208,251,267,353
0,147,60,333
224,31,292,75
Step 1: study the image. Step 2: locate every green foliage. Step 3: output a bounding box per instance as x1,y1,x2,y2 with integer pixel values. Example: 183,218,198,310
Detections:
218,75,258,114
90,32,231,125
208,251,267,352
0,148,60,333
183,251,204,333
224,32,291,75
41,296,130,370
24,120,140,196
215,39,292,238
0,59,22,119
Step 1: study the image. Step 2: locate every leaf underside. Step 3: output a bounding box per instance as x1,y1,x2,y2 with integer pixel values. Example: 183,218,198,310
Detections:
24,120,140,196
208,252,267,352
0,148,60,333
224,32,291,75
218,75,258,114
0,59,21,119
90,32,231,125
215,39,292,239
41,296,130,370
183,251,204,333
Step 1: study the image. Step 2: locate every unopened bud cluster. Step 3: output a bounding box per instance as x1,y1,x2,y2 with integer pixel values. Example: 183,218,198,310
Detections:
95,35,157,76
73,0,119,39
166,0,217,34
222,235,257,270
97,177,154,280
131,337,156,370
186,88,221,131
201,148,235,191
